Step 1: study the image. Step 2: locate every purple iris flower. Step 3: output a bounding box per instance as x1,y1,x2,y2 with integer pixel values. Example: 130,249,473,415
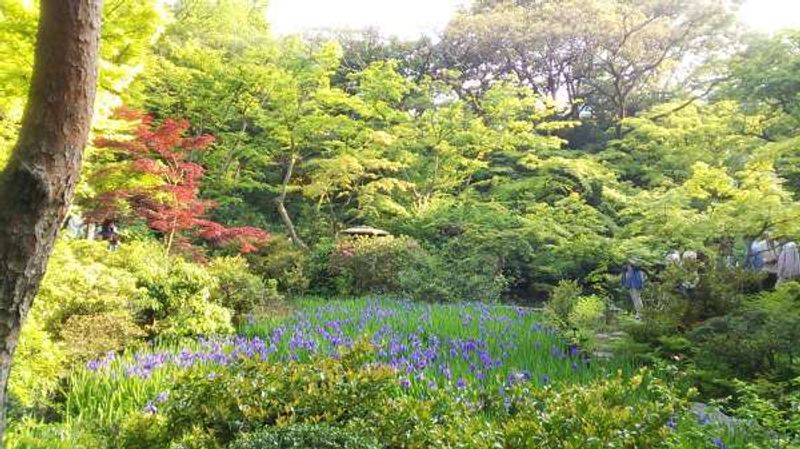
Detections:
539,374,550,385
142,402,157,414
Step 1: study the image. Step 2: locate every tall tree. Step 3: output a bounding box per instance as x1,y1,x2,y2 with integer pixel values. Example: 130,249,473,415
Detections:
0,0,101,441
439,0,735,137
305,28,436,90
0,0,161,163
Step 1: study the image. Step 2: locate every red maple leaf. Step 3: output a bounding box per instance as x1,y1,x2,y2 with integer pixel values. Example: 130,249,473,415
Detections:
93,109,270,255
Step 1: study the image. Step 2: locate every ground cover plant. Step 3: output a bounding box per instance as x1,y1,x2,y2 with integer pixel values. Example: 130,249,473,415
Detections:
6,299,772,449
53,300,632,430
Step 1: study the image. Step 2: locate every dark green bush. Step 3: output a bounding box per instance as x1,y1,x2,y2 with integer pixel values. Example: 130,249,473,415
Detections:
228,424,380,449
544,280,582,328
397,249,508,302
208,256,282,323
645,263,761,329
247,237,310,296
328,235,425,295
689,282,800,386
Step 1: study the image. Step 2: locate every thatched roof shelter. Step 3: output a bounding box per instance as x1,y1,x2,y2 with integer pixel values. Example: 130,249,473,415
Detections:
340,226,390,237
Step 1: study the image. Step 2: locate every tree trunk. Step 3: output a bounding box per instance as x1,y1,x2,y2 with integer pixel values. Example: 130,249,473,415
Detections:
0,0,101,443
274,155,307,249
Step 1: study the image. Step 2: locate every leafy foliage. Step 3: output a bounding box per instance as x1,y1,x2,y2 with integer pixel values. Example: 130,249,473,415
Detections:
229,424,381,449
328,236,424,295
91,111,270,255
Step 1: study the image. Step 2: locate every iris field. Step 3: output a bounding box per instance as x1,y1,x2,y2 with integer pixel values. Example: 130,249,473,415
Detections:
10,298,763,449
65,299,634,427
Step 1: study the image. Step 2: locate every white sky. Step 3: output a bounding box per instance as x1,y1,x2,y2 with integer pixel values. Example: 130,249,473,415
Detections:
739,0,800,33
268,0,470,39
268,0,800,38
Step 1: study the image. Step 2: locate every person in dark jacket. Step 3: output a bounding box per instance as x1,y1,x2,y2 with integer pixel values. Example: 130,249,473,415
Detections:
99,219,120,251
621,262,646,318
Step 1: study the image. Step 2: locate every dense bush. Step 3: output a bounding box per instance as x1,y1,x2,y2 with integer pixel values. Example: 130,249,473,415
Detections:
503,371,682,449
544,280,606,348
569,294,606,329
619,269,800,427
29,239,237,342
229,424,381,449
725,378,800,443
118,342,394,447
545,280,583,328
33,240,141,337
318,232,509,302
115,346,700,449
134,258,233,337
689,283,800,390
8,316,66,417
397,249,508,302
328,236,425,295
247,237,310,296
9,238,281,422
646,263,762,328
60,312,145,362
208,256,282,323
6,419,103,449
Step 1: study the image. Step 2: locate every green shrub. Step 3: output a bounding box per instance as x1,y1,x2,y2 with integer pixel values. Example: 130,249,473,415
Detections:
724,378,800,443
208,256,282,323
305,238,337,295
545,280,582,328
392,234,510,303
29,238,242,345
136,259,233,337
328,235,425,295
116,413,170,449
503,370,685,448
8,316,66,416
60,312,145,362
568,294,606,329
364,391,502,449
247,237,310,296
689,282,800,385
153,296,233,338
645,264,762,329
6,419,105,449
396,253,454,302
229,424,380,449
34,239,141,336
118,343,395,447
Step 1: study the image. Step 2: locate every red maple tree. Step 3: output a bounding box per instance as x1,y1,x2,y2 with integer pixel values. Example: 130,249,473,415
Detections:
93,109,269,255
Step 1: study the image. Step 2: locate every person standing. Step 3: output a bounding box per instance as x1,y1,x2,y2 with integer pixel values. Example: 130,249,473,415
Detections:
621,262,646,318
64,213,85,238
777,241,800,285
99,219,120,251
750,235,780,288
665,249,681,265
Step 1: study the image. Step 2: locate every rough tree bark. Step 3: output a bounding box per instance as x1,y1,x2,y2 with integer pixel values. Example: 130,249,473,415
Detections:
0,0,102,442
